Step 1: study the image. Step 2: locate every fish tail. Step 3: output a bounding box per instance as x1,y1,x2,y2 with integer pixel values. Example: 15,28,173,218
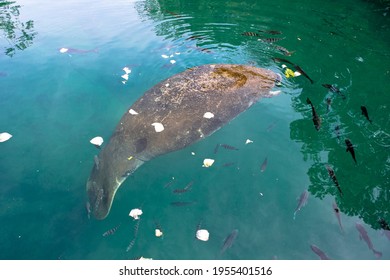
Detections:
373,249,382,258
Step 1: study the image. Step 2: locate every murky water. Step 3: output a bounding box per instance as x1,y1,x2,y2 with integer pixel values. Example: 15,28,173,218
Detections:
0,0,389,259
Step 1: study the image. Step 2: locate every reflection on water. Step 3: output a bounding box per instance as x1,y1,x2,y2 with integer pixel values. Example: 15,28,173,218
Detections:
0,0,37,56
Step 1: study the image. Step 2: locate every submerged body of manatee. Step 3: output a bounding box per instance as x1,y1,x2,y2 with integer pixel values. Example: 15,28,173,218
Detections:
0,0,389,259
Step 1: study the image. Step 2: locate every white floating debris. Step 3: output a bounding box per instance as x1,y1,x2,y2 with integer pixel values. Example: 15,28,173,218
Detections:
129,208,143,220
175,52,181,55
356,57,364,62
138,256,153,260
191,152,196,156
293,71,301,77
0,132,12,143
196,229,209,241
123,67,131,74
161,54,169,59
129,109,138,115
203,112,214,119
269,90,281,95
155,229,163,237
170,54,174,58
165,83,170,87
151,122,164,132
202,158,215,168
59,48,68,53
259,192,264,196
122,81,126,85
245,139,253,144
121,74,129,80
170,60,176,64
90,136,103,147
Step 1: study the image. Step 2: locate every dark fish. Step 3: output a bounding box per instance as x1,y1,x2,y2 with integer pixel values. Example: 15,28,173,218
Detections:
355,223,382,258
272,57,294,65
322,84,340,93
266,120,278,132
322,84,346,99
260,156,268,172
326,97,332,112
165,10,182,18
220,229,239,256
258,29,283,35
334,125,341,139
306,98,321,130
173,181,193,193
310,244,331,260
259,37,285,43
294,65,314,84
294,189,309,219
332,201,344,233
220,144,239,151
222,162,236,167
361,106,372,123
102,224,121,237
214,143,220,154
170,201,196,207
326,165,343,197
241,31,260,37
274,45,294,56
345,139,357,164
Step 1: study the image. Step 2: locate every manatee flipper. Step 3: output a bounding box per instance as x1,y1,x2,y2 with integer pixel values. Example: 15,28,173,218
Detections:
86,64,279,219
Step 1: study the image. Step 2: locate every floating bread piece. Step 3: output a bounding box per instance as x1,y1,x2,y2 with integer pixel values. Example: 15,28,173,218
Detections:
123,67,131,74
151,122,164,132
129,109,138,115
155,229,163,237
121,74,129,80
202,158,215,168
245,139,253,144
90,136,103,147
170,60,176,64
203,112,214,119
59,48,68,53
161,54,169,59
0,132,12,143
196,229,209,241
129,208,143,220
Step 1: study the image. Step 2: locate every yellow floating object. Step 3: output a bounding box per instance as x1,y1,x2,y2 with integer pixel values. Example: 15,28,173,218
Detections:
284,68,295,78
127,156,133,160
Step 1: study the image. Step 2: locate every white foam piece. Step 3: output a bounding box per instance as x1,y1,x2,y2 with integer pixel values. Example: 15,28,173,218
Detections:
245,139,253,144
129,109,138,115
161,54,169,59
90,136,103,147
196,229,209,241
59,48,68,53
170,60,176,64
202,158,215,168
121,74,129,80
203,112,214,119
123,67,131,74
129,208,143,220
0,132,12,143
151,122,164,132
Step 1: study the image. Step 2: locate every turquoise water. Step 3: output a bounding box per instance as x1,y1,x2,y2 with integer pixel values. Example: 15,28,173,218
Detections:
0,0,389,260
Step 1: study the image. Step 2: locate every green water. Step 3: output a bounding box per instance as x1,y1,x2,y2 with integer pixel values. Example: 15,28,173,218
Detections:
0,0,389,260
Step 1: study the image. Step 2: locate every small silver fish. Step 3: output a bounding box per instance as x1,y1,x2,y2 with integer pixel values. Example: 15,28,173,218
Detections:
220,229,239,256
294,190,309,219
260,156,268,172
355,223,382,258
310,244,331,260
332,201,344,233
102,224,121,237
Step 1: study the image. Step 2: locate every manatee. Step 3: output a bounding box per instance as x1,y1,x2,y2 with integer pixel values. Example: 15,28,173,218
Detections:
87,64,280,219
